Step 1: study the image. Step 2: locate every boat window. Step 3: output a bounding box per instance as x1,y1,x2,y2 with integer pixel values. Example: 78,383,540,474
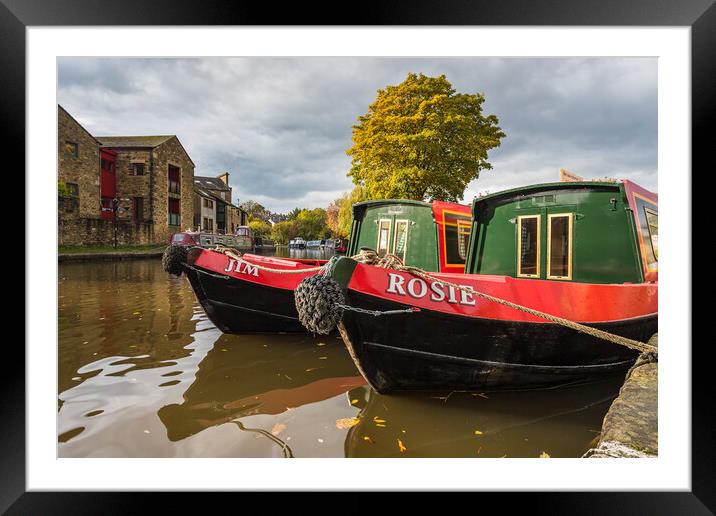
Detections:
645,208,658,260
457,220,471,260
547,214,573,279
393,220,409,262
377,219,391,257
517,215,540,278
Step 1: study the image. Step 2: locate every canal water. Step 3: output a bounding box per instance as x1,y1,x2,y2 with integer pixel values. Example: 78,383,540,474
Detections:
58,252,623,458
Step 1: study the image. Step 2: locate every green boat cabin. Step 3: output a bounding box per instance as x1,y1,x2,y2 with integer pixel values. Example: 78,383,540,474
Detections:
464,180,658,284
348,200,472,273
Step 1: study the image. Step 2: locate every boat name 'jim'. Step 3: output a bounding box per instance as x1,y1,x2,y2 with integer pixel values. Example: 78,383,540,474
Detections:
223,258,259,277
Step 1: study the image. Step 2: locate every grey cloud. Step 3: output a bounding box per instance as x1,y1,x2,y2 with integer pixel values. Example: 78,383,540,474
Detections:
58,56,656,212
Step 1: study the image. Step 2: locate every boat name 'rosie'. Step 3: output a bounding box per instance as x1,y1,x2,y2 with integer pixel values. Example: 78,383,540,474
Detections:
386,272,475,306
224,258,259,277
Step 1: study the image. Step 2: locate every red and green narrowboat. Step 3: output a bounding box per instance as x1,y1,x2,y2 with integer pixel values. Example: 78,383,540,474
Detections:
321,180,658,392
170,200,471,333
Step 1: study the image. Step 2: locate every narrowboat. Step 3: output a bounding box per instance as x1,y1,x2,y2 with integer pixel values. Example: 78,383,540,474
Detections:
334,238,349,253
316,180,658,392
289,237,307,249
170,200,471,333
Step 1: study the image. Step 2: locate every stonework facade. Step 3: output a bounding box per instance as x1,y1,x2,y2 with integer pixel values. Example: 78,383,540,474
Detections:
58,105,196,246
193,172,248,234
58,106,101,218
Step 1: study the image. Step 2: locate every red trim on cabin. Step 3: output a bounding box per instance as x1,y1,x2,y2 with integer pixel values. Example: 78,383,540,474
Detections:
192,251,327,291
622,180,658,282
431,201,473,273
347,262,658,325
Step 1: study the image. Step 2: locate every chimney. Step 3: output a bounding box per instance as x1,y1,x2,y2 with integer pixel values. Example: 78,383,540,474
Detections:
217,172,229,186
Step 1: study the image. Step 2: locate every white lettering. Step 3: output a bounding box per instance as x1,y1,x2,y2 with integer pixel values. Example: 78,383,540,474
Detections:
386,273,406,295
242,263,259,277
459,286,476,306
447,285,459,304
430,281,446,302
224,259,235,272
407,278,428,298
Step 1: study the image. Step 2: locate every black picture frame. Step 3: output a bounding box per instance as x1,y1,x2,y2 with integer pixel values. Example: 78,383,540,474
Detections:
4,0,710,513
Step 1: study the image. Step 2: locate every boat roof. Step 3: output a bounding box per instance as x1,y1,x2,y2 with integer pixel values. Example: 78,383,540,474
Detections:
473,181,625,206
353,199,432,210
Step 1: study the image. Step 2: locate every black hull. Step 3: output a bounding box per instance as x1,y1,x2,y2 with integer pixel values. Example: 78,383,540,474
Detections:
184,265,306,333
340,290,657,393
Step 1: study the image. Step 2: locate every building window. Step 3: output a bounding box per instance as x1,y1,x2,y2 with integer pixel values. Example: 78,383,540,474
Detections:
208,218,214,231
203,216,208,230
168,165,181,194
133,197,144,222
377,219,391,257
547,213,573,280
131,163,145,176
517,215,540,278
65,141,78,157
66,182,79,197
168,198,180,226
392,220,409,262
203,198,213,208
101,158,114,172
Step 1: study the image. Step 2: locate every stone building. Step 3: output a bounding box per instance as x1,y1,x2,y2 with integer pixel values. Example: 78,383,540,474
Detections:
57,105,196,245
193,173,248,234
58,106,102,219
97,135,195,243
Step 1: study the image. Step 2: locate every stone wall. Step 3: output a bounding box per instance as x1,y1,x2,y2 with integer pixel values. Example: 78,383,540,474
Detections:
112,149,152,223
58,107,101,218
58,195,154,246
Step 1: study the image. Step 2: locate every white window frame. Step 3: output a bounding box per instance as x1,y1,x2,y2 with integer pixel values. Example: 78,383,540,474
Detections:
392,219,409,263
377,219,392,257
546,213,574,280
517,214,541,278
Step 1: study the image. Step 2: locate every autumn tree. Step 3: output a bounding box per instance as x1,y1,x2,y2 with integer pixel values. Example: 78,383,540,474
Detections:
248,216,272,237
346,73,505,202
336,186,368,239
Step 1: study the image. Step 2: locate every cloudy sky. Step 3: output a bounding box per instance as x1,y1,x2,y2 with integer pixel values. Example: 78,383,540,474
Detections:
57,57,656,213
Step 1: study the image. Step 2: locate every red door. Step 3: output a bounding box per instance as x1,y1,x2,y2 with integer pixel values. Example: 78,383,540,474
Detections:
100,149,117,220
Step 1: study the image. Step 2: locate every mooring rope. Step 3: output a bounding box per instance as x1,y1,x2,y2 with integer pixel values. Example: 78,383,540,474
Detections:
208,245,656,354
351,249,657,355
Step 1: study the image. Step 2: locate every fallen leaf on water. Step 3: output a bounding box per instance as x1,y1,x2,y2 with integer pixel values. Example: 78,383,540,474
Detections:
318,356,328,360
335,417,360,429
373,416,386,423
133,312,141,315
474,430,483,436
398,439,407,453
351,399,359,405
271,423,287,436
317,342,326,347
362,436,374,444
305,367,319,372
476,447,482,455
375,424,386,428
539,451,551,458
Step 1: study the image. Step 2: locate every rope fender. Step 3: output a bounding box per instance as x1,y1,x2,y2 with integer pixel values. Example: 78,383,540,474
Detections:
162,244,189,276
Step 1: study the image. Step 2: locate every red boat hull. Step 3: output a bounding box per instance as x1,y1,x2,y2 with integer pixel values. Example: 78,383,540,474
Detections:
334,260,657,392
184,249,325,333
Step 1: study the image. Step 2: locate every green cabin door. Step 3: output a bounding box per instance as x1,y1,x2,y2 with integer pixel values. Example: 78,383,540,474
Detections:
516,207,575,281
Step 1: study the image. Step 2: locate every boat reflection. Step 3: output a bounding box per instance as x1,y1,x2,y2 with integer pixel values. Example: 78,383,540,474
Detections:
343,377,624,458
158,332,364,441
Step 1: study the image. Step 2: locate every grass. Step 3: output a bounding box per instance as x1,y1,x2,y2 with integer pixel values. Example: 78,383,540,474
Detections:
58,244,166,254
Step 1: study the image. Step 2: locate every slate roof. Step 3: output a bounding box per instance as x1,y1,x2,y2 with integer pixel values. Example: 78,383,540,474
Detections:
96,135,175,148
194,176,231,192
194,185,241,210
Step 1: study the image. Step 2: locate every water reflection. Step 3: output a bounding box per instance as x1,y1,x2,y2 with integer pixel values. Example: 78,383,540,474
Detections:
58,258,621,458
158,332,364,441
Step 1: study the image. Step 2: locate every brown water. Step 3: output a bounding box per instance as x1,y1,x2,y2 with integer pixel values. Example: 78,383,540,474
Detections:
58,255,622,458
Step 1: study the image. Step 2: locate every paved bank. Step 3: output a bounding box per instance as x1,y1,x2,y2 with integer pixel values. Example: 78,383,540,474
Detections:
583,334,658,458
59,249,165,262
